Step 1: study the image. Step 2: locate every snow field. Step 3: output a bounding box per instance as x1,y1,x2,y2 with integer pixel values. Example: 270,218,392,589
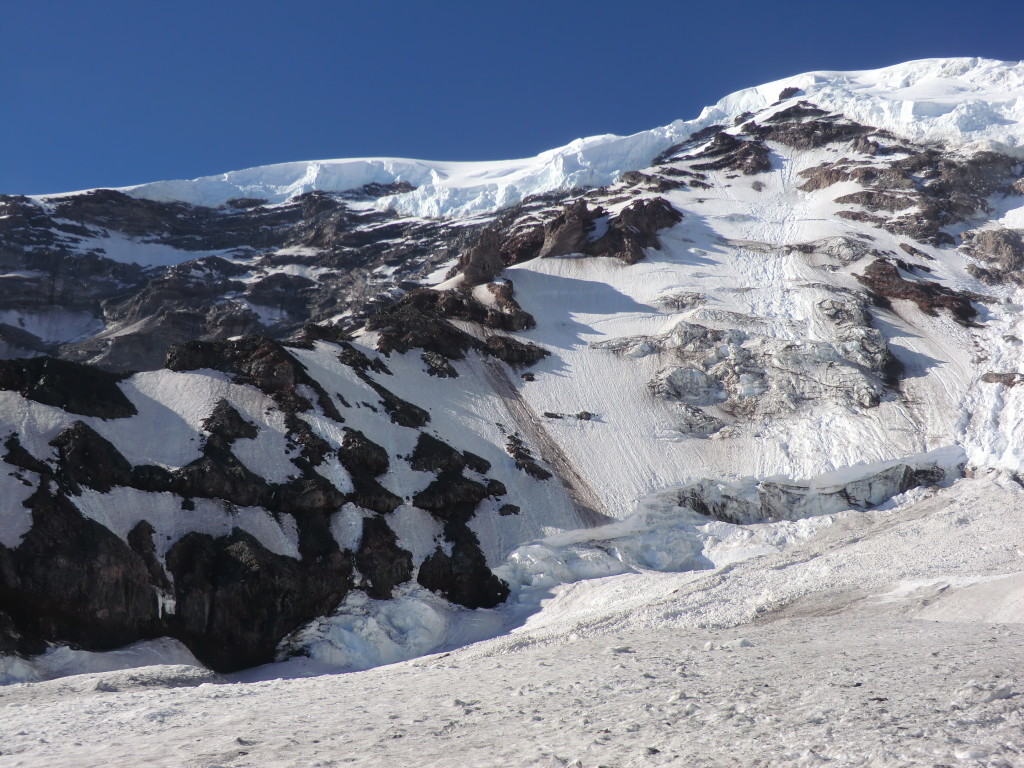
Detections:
1,472,1021,766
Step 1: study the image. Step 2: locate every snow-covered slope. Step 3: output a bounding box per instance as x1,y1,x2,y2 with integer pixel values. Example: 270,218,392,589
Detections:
3,56,1024,764
82,57,1024,219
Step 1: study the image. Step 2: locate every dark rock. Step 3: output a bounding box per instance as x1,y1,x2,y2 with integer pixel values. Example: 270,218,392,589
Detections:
0,483,160,651
498,504,520,516
834,190,918,213
49,421,136,494
504,433,552,480
619,171,686,192
348,477,404,515
688,132,772,175
202,399,258,443
363,377,430,428
245,273,317,317
164,528,352,672
166,336,342,421
410,433,466,473
765,101,829,122
743,113,875,150
224,198,268,209
336,341,392,375
456,227,506,287
422,350,457,378
483,335,550,367
0,609,46,655
856,259,977,325
777,86,802,100
367,289,547,367
0,357,136,419
461,451,491,474
412,470,490,523
355,516,413,599
283,412,334,469
416,522,509,609
338,428,390,477
980,371,1024,387
537,197,683,265
3,433,50,476
899,242,934,261
960,228,1024,283
127,520,173,593
175,445,269,508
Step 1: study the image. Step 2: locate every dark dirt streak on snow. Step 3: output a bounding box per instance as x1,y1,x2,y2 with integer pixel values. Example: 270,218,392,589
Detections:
481,355,612,527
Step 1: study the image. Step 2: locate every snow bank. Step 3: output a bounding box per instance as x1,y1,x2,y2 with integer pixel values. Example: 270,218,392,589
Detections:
0,638,202,685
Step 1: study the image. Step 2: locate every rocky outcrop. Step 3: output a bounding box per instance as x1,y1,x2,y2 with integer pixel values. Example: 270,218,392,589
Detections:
166,336,341,419
960,228,1024,283
742,108,879,150
355,517,413,599
856,259,977,325
802,149,1020,246
686,132,772,175
366,289,548,367
536,197,683,264
417,522,510,609
0,357,136,418
0,483,160,651
165,529,352,672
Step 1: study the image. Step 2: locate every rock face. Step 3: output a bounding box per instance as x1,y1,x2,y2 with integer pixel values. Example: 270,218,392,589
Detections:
960,228,1024,283
0,325,525,671
0,357,136,418
856,259,978,325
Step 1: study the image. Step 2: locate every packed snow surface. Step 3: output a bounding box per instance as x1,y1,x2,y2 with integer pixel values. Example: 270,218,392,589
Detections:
39,58,1024,218
1,473,1021,766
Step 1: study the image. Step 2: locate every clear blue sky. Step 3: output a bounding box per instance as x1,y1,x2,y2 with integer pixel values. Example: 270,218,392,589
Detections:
2,0,1022,194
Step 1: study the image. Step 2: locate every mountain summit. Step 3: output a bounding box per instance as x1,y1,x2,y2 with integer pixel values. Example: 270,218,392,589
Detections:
0,57,1022,696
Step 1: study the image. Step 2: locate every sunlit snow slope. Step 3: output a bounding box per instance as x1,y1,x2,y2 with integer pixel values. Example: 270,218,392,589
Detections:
2,61,1023,766
69,57,1024,218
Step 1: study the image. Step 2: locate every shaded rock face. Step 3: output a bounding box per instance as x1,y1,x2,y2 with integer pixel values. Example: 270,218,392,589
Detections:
0,336,518,667
0,483,160,651
165,529,352,672
0,186,479,371
366,288,548,367
355,517,413,600
0,357,136,418
536,197,683,265
856,259,978,325
417,523,510,609
166,335,341,419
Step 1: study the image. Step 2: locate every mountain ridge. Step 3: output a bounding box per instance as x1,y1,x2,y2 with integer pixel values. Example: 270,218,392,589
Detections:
1,55,1023,684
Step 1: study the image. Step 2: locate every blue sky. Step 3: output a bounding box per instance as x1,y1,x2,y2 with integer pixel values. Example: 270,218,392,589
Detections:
2,0,1023,194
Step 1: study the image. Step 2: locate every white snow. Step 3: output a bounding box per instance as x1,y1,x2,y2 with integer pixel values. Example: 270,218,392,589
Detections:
35,58,1024,222
7,56,1024,766
1,472,1022,766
